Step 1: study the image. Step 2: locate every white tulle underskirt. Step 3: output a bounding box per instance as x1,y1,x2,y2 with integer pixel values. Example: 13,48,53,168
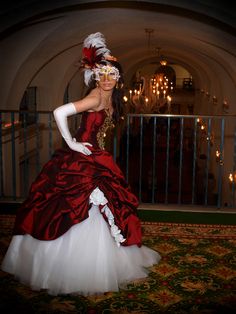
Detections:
1,204,161,296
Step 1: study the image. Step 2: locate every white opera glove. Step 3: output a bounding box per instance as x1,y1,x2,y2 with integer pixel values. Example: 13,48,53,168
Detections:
68,138,93,155
53,102,92,155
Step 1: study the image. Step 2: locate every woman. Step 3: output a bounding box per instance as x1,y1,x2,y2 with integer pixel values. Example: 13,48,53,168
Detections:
1,33,161,296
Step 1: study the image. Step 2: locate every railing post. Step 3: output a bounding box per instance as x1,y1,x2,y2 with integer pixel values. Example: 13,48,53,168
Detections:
36,112,40,174
178,117,184,204
217,118,225,209
191,118,198,204
232,124,236,207
165,117,170,204
11,112,17,200
152,117,157,203
204,118,212,205
23,112,28,197
126,115,130,182
138,116,143,202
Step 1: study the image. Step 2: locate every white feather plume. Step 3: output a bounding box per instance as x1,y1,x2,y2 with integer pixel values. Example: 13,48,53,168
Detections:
83,32,111,57
84,69,94,86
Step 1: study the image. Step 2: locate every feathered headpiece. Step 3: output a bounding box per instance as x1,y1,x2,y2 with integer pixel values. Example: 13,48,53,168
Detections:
80,32,117,86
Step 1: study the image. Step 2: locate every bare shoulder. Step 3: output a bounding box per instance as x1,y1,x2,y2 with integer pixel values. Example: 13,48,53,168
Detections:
73,90,100,113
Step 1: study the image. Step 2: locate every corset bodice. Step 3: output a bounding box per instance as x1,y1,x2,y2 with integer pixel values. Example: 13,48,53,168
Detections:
74,109,115,150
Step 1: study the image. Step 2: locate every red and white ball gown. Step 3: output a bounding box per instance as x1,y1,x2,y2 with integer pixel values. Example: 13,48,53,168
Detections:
1,109,161,296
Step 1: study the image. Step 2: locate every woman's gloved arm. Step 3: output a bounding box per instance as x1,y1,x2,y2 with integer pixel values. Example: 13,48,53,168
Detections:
53,102,92,155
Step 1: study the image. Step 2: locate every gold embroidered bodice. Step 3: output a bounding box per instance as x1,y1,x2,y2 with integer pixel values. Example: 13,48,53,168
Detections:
96,114,115,150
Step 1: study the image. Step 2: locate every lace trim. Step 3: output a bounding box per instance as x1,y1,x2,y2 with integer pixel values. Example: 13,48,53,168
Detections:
89,187,126,247
101,205,126,247
96,116,114,150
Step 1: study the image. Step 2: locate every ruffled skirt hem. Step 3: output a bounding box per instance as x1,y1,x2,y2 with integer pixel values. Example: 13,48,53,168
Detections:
1,190,161,296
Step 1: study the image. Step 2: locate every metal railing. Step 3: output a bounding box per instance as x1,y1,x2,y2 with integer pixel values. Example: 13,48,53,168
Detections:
120,114,236,208
0,110,235,209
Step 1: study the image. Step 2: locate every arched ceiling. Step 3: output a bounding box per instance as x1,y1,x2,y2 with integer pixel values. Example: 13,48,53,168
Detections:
0,0,236,110
1,0,236,34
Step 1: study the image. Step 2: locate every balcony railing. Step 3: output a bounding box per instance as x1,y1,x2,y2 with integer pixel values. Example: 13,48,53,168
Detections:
0,110,235,209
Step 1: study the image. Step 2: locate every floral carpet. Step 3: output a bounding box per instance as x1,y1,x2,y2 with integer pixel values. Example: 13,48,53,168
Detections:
0,222,236,313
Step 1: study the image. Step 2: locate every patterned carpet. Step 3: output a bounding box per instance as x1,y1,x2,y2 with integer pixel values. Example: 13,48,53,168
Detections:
0,222,236,313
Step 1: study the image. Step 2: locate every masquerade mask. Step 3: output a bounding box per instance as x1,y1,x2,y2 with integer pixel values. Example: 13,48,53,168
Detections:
93,65,120,82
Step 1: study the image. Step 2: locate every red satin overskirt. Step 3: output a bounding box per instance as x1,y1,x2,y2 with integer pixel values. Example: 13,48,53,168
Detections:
13,147,141,246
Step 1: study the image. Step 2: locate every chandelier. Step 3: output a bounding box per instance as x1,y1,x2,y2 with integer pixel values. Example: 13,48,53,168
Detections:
125,29,175,114
128,61,174,114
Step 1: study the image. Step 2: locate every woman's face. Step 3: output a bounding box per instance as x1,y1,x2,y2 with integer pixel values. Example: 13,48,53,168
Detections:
94,65,119,91
97,77,117,91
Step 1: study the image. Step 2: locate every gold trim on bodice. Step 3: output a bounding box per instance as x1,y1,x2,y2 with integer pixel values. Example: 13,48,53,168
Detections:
97,115,115,150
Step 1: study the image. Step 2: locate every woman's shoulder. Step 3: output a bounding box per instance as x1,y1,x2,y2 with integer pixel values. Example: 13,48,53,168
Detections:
73,89,100,113
87,87,100,97
85,89,101,102
83,88,103,112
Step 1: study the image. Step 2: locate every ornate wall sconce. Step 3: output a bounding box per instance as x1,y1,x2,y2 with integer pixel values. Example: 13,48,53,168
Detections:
215,150,223,165
212,96,217,105
229,172,236,186
222,100,229,113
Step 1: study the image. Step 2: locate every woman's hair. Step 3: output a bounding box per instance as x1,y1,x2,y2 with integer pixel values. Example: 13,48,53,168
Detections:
109,60,124,123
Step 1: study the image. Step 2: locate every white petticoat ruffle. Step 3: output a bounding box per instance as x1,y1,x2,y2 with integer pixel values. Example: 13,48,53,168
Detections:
89,187,126,246
1,187,161,296
89,187,108,206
